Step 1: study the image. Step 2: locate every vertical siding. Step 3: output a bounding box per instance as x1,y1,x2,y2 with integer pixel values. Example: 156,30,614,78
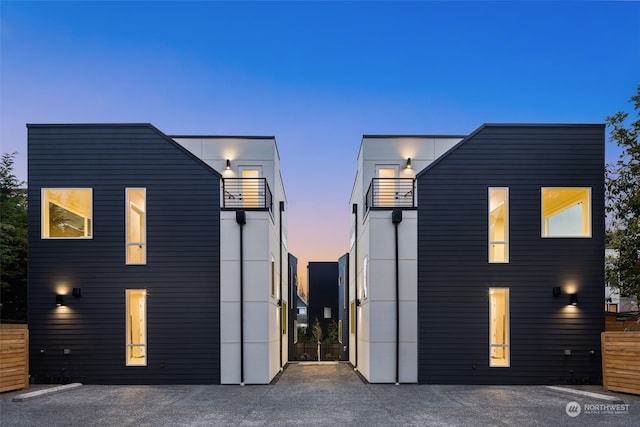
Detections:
417,124,605,384
28,124,221,384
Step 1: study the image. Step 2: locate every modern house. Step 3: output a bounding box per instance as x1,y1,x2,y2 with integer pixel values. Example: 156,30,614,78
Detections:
348,133,462,383
349,124,605,384
27,123,289,385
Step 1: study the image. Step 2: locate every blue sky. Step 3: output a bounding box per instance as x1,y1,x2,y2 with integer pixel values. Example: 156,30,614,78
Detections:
1,1,639,286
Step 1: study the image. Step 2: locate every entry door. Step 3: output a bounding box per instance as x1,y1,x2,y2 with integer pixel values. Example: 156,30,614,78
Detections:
376,166,398,207
239,167,261,208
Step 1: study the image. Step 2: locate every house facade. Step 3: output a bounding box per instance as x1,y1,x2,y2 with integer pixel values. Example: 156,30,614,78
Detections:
28,124,288,385
348,134,462,382
349,124,605,384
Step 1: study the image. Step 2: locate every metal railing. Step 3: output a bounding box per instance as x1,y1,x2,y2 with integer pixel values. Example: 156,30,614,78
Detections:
223,178,273,212
365,178,415,211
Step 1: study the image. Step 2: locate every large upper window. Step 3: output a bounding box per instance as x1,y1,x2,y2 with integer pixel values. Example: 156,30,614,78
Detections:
488,188,509,263
42,189,92,238
126,189,146,264
126,289,147,366
489,288,510,367
541,188,591,237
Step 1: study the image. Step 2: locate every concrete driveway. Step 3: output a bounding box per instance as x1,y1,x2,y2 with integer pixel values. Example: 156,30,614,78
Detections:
2,362,639,426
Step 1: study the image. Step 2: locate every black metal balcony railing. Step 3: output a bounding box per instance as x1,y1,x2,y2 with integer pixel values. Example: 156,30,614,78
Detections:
365,178,415,211
223,178,273,212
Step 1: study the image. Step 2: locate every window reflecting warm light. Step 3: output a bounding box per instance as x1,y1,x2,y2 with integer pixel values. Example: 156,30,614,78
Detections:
542,188,591,237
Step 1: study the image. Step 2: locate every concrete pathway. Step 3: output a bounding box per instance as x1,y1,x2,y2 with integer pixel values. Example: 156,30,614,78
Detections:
1,362,639,426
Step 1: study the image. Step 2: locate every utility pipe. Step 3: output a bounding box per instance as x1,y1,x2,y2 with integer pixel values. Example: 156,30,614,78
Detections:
279,201,285,371
392,209,403,386
236,210,246,386
352,203,358,370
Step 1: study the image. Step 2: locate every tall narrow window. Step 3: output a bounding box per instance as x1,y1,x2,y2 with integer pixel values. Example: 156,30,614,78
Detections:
362,256,369,300
541,188,591,237
350,301,356,334
240,168,260,208
126,189,146,264
42,188,92,238
488,188,509,263
489,288,509,367
377,166,398,207
126,289,147,366
271,257,275,297
282,301,287,334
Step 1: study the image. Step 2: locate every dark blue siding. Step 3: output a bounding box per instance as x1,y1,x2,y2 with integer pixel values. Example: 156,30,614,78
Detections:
417,124,605,384
308,262,339,338
28,124,221,384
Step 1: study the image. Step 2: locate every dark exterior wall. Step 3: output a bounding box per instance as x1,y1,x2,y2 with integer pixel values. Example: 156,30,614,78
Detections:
337,253,349,360
307,262,339,340
28,124,221,384
417,124,605,385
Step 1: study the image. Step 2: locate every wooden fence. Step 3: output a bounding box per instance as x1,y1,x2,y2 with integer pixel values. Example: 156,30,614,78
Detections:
0,324,29,392
601,331,640,395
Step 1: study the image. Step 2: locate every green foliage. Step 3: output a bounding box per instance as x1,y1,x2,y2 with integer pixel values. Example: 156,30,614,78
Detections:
606,85,640,299
0,152,28,322
325,319,339,344
296,326,314,343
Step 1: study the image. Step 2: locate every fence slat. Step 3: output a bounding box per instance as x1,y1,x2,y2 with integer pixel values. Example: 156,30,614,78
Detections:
601,331,640,394
0,325,29,392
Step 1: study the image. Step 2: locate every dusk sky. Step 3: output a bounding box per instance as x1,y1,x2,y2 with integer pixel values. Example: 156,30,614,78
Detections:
2,1,639,289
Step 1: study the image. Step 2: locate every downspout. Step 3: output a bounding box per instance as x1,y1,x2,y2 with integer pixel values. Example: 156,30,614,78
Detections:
352,203,358,371
236,210,246,386
392,209,403,386
279,201,285,371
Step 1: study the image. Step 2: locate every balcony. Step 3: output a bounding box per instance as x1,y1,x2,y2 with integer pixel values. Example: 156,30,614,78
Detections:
365,178,415,211
223,178,273,212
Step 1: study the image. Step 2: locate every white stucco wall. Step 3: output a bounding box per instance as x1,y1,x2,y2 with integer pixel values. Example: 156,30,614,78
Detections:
349,135,461,383
175,136,288,384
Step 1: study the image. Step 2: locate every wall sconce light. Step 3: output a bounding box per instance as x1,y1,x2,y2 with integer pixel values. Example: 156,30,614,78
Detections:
405,158,412,169
569,293,578,306
225,159,231,170
56,294,65,307
72,288,82,298
552,287,561,297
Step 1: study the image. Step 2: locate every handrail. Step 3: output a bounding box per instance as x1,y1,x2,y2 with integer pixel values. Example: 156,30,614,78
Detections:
365,178,415,211
223,178,273,212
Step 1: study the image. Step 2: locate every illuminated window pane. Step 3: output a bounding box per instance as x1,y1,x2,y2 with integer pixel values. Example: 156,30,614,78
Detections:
126,189,146,264
350,302,356,334
489,288,509,367
42,189,92,238
241,169,260,208
324,307,331,319
126,289,147,366
542,188,591,237
488,188,509,263
282,301,287,335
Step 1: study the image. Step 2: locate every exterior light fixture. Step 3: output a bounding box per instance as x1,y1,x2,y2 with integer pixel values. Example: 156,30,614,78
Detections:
56,294,64,307
72,288,82,298
552,287,561,297
569,293,578,306
226,159,231,170
405,158,412,169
